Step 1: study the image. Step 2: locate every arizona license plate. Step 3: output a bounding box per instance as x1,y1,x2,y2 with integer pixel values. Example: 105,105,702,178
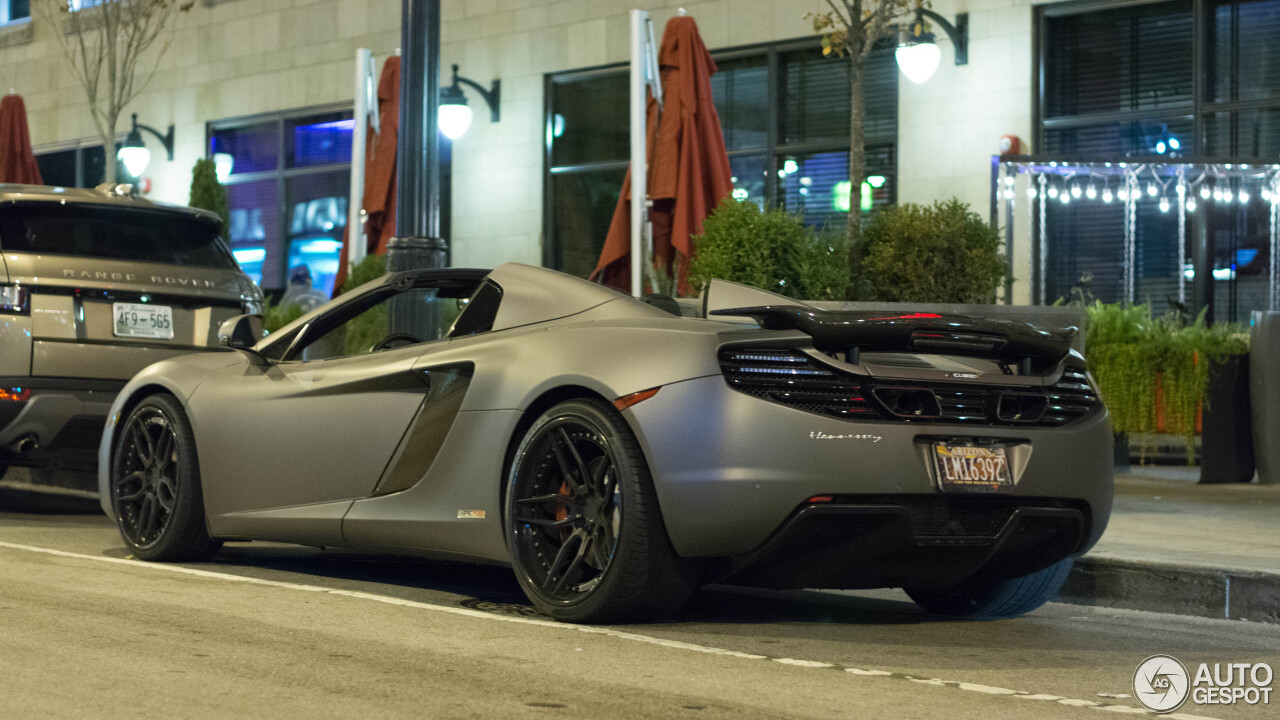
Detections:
113,302,174,339
932,442,1013,492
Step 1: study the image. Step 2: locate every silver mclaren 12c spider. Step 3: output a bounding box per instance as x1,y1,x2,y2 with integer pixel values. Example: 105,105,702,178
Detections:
98,263,1112,623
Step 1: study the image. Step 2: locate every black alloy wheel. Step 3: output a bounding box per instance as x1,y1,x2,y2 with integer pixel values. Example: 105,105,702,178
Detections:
111,394,220,562
505,398,697,623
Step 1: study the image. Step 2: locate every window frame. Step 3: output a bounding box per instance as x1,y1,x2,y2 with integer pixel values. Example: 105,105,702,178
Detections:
541,35,899,273
1033,0,1280,159
206,102,356,292
0,0,30,26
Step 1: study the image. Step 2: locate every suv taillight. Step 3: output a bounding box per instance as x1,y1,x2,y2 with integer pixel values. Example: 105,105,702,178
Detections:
241,282,266,316
0,285,29,314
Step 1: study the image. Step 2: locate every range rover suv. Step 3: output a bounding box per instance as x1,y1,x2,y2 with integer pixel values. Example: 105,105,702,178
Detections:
0,183,263,492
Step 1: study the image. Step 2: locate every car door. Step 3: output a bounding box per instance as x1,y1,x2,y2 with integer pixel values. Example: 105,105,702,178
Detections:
194,272,481,544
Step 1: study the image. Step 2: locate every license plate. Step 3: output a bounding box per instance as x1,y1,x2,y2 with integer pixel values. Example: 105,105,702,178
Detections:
113,302,174,339
932,442,1013,492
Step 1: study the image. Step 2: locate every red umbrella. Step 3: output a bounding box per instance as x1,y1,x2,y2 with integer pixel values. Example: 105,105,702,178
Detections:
335,56,400,292
0,94,43,185
591,16,734,296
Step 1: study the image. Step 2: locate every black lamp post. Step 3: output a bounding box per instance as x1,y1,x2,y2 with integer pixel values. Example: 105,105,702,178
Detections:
390,0,447,272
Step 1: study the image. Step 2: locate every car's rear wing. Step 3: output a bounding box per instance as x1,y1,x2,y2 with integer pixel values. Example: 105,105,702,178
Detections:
710,305,1076,371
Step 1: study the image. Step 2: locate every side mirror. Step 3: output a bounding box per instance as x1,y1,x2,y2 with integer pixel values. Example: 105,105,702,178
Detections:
218,314,266,362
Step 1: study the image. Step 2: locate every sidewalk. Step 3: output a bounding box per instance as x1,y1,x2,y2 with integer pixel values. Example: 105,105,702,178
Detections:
1060,468,1280,623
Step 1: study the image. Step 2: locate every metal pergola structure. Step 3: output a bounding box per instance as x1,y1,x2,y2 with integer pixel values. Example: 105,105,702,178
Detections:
991,155,1280,312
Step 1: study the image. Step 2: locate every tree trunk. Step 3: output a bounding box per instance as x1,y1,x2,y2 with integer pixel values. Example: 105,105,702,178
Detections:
101,118,117,185
846,52,866,290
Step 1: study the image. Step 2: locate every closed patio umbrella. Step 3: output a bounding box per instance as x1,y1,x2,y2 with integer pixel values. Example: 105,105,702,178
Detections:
591,16,734,296
335,56,400,293
0,93,43,185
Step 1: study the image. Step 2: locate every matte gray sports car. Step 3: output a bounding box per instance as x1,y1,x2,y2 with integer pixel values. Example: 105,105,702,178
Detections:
99,263,1112,623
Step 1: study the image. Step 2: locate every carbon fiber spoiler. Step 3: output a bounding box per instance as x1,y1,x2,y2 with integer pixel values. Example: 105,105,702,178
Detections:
710,305,1077,366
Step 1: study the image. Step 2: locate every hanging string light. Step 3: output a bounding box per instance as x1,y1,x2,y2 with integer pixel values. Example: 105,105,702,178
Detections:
995,160,1280,309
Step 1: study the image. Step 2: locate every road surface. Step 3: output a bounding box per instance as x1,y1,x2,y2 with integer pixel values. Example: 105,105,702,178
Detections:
2,489,1276,719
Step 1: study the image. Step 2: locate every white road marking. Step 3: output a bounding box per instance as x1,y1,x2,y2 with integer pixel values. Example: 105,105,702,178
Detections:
0,540,1226,720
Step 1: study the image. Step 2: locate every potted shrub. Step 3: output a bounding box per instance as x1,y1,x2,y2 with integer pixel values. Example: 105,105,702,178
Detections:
688,198,849,300
853,199,1008,303
1084,302,1250,473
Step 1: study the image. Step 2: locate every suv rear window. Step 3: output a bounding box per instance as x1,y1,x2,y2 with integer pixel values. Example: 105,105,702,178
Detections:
0,204,238,269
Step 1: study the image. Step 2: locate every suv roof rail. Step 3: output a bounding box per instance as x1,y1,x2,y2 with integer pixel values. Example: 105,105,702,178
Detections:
94,183,135,197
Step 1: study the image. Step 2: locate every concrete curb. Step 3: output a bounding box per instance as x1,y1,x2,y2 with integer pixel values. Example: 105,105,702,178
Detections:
1059,556,1280,625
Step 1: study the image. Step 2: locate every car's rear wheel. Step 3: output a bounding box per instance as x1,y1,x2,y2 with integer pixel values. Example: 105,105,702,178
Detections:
505,398,697,623
905,557,1075,619
111,394,220,562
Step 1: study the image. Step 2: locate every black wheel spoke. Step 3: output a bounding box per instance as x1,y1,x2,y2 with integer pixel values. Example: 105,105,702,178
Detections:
137,496,156,538
541,530,583,592
156,476,177,513
152,429,174,473
514,493,573,506
129,421,154,466
590,522,614,569
546,530,592,595
116,472,147,502
554,427,593,491
514,514,575,529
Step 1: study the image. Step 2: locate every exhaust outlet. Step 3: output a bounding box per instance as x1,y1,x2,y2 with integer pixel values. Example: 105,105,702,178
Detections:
11,434,38,454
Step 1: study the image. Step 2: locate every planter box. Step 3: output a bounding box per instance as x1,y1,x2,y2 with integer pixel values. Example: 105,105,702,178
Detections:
1251,312,1280,485
1199,353,1254,483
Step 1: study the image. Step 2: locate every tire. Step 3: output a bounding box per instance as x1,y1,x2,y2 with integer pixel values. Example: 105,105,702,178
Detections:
504,398,698,623
110,394,221,562
906,557,1075,619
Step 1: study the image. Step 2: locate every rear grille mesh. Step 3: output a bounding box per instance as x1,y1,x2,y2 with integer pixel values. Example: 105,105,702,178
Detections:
719,349,1098,427
718,349,877,420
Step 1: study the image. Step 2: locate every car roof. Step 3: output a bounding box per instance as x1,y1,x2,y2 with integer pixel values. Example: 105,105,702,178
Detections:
0,183,222,223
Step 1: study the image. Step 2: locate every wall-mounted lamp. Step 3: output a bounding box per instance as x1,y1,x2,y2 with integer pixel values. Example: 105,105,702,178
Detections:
117,113,175,178
895,8,968,85
437,63,500,140
213,152,235,183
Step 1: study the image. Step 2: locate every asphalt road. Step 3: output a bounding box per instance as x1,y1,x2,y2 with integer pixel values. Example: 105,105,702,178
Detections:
3,488,1278,720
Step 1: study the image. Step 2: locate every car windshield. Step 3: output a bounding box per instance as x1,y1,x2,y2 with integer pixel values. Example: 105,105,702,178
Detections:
0,204,238,269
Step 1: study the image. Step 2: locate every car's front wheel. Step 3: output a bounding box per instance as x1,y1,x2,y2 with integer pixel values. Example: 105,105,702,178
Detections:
111,394,220,562
905,557,1075,619
505,398,698,623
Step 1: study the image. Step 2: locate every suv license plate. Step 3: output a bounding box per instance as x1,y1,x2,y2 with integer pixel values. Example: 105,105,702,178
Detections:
932,442,1013,492
113,302,174,339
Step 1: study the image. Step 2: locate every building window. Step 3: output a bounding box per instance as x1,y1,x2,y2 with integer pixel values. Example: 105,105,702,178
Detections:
34,140,114,189
209,106,354,297
0,1,30,25
1035,0,1280,321
544,38,898,279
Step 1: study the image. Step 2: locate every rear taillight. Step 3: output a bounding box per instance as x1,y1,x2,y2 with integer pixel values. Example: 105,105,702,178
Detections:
0,284,29,314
